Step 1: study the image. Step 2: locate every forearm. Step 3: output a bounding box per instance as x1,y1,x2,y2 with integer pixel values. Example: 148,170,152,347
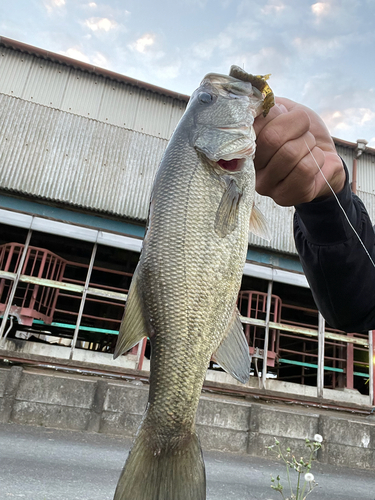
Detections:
294,165,375,332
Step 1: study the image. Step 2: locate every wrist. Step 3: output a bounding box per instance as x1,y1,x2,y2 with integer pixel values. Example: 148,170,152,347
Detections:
295,161,359,244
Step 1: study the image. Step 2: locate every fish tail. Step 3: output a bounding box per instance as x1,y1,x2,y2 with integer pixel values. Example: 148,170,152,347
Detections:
113,428,206,500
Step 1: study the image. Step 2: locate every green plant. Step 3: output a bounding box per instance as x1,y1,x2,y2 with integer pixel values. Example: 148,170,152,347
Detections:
267,434,323,500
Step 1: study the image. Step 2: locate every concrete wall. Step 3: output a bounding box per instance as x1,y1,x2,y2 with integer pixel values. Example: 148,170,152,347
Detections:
3,339,370,407
0,365,374,469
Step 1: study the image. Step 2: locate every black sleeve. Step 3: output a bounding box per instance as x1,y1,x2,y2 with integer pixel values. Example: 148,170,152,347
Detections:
294,163,375,332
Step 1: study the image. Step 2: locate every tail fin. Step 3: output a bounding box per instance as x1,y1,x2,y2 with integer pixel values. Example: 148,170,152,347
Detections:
113,429,206,500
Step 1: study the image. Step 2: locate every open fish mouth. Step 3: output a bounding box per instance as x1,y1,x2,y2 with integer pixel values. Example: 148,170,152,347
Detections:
217,157,245,172
197,133,256,172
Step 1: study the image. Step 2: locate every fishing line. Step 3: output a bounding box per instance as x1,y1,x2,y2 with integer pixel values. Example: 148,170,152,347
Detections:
304,139,375,269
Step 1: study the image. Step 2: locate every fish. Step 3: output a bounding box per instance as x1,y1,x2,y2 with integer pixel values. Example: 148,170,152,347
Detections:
112,66,271,500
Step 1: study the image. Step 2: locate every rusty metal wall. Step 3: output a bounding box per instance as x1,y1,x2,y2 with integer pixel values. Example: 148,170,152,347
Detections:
0,47,186,140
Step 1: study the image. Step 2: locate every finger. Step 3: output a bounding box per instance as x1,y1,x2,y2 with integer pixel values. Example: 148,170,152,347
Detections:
276,97,336,154
254,97,300,137
253,102,286,136
256,131,317,191
254,108,311,171
258,146,326,206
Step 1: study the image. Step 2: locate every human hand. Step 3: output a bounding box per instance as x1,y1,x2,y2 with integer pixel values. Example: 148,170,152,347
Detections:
253,97,346,206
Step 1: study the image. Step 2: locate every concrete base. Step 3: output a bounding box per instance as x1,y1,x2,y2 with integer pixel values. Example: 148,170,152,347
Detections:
1,339,369,406
206,365,370,406
0,364,374,469
1,338,151,372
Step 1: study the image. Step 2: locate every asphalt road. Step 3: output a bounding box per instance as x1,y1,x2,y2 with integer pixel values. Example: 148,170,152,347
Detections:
1,422,374,500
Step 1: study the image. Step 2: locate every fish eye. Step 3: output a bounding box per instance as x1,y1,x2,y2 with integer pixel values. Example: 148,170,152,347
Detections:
198,92,213,104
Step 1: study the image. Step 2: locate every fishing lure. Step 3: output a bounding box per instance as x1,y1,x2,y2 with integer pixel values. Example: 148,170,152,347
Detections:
229,65,275,117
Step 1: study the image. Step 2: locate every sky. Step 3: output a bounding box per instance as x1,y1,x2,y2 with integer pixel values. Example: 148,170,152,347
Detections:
1,0,375,146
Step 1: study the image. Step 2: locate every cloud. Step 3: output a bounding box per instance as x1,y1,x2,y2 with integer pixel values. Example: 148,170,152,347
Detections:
182,0,208,7
292,35,344,58
261,1,286,15
84,17,117,32
154,63,181,81
322,107,375,138
58,46,109,69
130,33,155,53
311,2,331,17
92,52,109,67
59,47,91,64
192,33,233,61
44,0,65,13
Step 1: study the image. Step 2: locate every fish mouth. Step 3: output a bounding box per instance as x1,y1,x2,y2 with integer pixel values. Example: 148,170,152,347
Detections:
217,158,245,172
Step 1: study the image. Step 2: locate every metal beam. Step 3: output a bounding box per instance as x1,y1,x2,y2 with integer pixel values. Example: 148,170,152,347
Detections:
70,243,97,359
0,270,368,350
317,313,325,398
346,333,354,390
0,229,32,342
0,271,128,301
369,331,374,406
0,271,16,281
240,316,368,346
261,281,273,390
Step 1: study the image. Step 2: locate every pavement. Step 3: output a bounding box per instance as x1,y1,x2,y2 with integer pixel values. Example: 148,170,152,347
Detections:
1,422,374,500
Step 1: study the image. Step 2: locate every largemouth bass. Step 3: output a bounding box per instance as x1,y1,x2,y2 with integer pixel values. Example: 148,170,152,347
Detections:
113,66,271,500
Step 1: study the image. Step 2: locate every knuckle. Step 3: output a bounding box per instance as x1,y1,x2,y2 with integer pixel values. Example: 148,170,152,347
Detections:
280,141,299,162
261,126,282,149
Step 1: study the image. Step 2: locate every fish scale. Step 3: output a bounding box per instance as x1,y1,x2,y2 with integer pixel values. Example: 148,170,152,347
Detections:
113,67,269,500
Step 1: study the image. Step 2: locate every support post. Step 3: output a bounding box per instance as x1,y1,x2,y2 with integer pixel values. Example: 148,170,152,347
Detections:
70,242,97,359
136,337,147,371
317,312,325,398
346,333,354,390
369,330,374,407
0,229,32,343
261,280,273,390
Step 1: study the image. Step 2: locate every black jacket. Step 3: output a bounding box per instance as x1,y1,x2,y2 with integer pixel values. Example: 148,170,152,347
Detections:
294,164,375,332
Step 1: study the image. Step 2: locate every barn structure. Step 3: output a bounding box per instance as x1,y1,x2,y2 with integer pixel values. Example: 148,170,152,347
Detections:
0,36,374,407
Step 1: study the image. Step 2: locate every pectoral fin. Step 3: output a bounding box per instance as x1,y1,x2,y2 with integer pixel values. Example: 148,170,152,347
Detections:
114,266,148,359
214,177,242,237
212,308,251,384
249,204,272,241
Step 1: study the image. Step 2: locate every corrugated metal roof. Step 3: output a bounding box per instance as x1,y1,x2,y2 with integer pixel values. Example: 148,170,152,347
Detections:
0,93,167,220
0,92,298,254
1,40,375,257
0,48,34,97
0,47,187,141
356,154,375,194
335,143,375,193
357,191,375,222
249,194,296,255
335,144,356,183
0,36,191,102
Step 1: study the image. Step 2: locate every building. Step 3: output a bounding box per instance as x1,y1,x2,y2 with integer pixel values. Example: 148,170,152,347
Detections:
0,36,374,406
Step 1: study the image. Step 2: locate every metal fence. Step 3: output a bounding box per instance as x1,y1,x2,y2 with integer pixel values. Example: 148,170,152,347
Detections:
0,217,373,405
